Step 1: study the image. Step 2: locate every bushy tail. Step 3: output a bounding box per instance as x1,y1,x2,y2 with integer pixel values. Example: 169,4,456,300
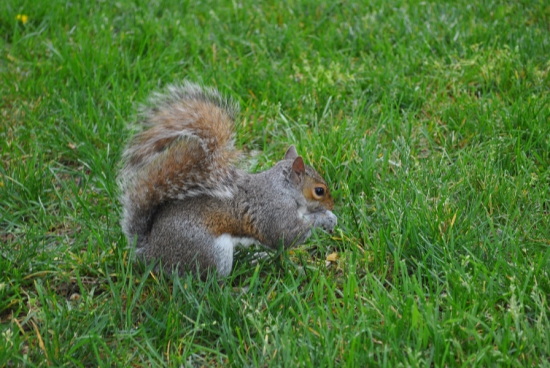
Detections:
118,82,240,248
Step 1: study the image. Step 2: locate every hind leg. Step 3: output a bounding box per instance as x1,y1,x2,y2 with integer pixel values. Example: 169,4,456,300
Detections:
146,204,234,276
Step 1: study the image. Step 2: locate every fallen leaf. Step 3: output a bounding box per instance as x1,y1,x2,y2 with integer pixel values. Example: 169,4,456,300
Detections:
326,252,338,262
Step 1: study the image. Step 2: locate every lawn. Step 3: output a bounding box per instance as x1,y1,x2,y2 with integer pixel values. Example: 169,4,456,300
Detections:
1,0,549,366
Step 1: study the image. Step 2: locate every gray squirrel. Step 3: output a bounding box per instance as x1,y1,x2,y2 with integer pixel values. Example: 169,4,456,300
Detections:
118,82,337,277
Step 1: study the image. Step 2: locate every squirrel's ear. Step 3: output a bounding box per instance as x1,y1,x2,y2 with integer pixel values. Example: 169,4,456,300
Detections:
290,156,305,184
284,145,299,160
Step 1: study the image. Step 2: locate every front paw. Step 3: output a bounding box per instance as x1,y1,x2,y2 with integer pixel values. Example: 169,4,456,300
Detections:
320,210,337,233
306,210,337,233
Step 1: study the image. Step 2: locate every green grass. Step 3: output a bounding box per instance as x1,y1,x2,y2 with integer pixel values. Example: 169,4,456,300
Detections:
1,0,549,366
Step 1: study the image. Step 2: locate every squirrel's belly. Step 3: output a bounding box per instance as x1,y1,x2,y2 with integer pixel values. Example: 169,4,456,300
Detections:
214,234,260,250
213,234,261,276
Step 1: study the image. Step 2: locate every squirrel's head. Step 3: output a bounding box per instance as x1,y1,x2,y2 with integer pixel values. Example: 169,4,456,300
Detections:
284,145,334,212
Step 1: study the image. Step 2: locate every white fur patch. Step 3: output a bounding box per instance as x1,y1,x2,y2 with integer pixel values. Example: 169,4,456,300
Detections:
213,234,259,276
297,206,308,219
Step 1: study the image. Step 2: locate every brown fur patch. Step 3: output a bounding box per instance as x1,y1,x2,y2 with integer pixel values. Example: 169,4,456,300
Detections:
202,208,266,244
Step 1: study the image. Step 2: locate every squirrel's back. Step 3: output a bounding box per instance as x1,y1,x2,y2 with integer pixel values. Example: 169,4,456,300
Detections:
118,82,241,249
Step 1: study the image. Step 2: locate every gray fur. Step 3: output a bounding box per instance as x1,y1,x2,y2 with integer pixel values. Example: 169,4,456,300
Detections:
141,159,337,277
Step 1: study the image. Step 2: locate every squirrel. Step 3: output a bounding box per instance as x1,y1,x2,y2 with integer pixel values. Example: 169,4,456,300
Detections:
118,82,337,277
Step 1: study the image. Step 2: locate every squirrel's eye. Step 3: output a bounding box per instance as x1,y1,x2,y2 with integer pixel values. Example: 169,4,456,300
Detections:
314,187,325,196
